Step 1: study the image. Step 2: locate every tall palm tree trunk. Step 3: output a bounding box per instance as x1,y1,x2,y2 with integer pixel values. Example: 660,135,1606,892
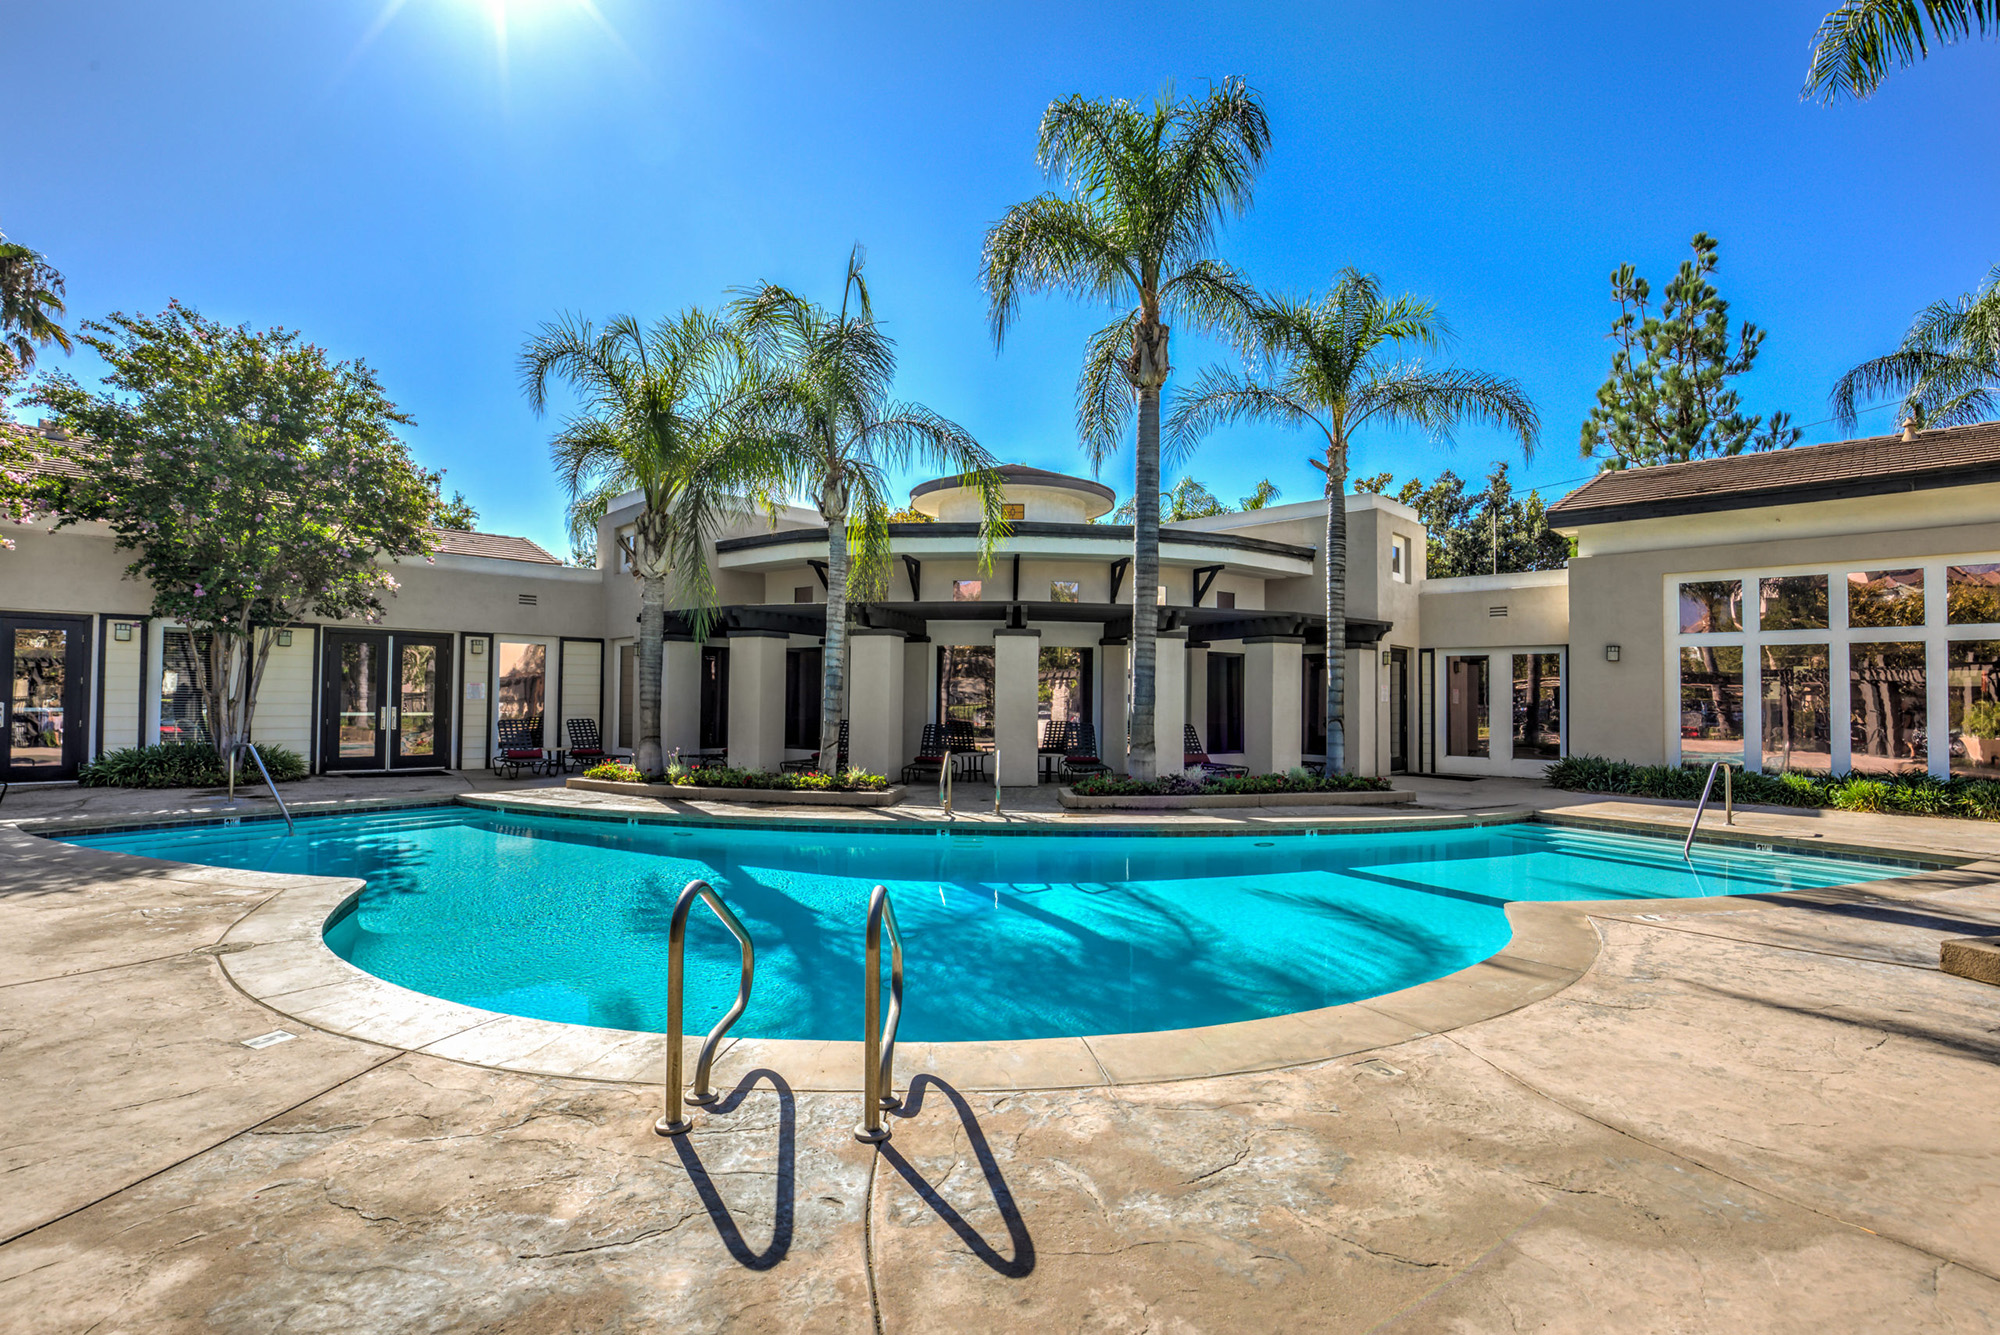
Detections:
636,574,666,777
820,500,850,772
1129,383,1162,779
1323,447,1348,773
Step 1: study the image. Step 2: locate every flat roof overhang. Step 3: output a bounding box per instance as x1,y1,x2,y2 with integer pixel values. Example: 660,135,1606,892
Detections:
665,601,1390,650
714,522,1316,575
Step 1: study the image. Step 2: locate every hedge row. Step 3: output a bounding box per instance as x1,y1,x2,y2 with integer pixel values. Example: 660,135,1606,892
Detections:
1069,769,1393,798
581,761,891,792
1545,753,2000,820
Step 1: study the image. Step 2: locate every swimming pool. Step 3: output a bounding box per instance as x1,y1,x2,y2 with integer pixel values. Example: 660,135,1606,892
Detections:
63,808,1912,1042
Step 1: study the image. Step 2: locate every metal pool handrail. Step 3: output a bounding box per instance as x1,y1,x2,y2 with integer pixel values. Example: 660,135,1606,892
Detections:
940,750,954,815
657,878,756,1137
1683,760,1733,857
854,882,904,1144
233,742,295,836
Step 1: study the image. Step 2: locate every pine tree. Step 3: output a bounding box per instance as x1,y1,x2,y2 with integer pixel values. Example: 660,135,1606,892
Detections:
1580,233,1799,470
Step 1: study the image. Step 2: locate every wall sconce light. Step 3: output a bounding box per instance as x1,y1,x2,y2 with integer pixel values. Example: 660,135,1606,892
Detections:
277,629,293,647
1605,644,1621,662
1380,649,1392,666
470,639,485,655
113,622,132,642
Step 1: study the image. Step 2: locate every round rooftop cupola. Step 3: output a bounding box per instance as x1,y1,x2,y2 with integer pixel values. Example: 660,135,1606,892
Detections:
907,465,1116,523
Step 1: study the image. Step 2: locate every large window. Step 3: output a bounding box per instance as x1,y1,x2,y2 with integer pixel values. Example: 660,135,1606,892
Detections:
1446,655,1489,758
1511,653,1562,760
1037,646,1092,744
496,642,546,725
939,645,995,744
1679,580,1742,634
1949,640,2000,778
1760,644,1831,773
1679,646,1744,765
1849,641,1925,772
1205,652,1245,753
1848,568,1925,628
784,648,822,750
160,629,213,744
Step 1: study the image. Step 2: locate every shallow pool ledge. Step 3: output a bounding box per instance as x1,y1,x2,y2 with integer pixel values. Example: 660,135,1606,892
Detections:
209,871,1613,1091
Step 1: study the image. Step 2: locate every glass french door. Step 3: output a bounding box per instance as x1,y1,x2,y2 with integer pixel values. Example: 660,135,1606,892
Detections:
320,631,454,771
1,614,91,782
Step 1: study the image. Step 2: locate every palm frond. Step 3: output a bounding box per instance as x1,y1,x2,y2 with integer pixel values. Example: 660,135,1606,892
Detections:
982,195,1138,346
1165,366,1325,470
1803,0,1998,103
1350,365,1541,454
1076,312,1139,470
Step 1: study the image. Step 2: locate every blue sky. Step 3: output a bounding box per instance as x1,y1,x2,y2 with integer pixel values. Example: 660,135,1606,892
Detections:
7,0,1996,556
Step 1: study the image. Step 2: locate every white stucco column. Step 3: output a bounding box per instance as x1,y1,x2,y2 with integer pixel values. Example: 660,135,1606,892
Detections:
902,639,931,771
1244,635,1304,775
993,628,1042,787
848,629,906,778
662,637,700,762
1154,629,1187,774
1098,638,1129,774
725,631,787,771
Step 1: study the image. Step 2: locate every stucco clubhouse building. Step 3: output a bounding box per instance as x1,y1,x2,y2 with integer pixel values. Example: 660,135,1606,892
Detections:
6,420,2000,789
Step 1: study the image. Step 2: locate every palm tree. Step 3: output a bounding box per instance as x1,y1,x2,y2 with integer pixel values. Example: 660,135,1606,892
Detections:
0,231,71,378
1169,271,1540,772
520,308,776,778
733,247,1004,772
982,79,1269,779
1803,0,1997,102
1832,267,2000,432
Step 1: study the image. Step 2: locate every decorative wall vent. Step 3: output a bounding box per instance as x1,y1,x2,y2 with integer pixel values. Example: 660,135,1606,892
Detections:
518,593,539,606
1489,605,1508,617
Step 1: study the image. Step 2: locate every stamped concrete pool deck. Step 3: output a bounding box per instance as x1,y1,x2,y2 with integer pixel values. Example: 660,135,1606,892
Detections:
2,772,1998,1331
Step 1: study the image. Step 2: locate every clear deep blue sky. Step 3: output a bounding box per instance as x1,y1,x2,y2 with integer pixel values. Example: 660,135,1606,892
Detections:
7,1,1996,555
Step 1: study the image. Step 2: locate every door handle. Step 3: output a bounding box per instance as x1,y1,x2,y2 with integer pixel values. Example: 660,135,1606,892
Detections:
378,706,388,730
390,707,400,731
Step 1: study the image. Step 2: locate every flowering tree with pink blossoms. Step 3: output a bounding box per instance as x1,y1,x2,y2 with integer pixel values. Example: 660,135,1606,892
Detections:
6,304,441,764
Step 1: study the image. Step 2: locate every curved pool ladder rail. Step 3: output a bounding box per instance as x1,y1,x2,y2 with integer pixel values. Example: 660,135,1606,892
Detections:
1682,760,1734,858
854,883,905,1144
657,878,756,1137
233,743,295,836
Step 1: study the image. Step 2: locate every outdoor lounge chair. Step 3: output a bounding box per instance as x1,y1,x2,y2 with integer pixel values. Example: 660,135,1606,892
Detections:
1061,722,1111,782
1184,724,1248,777
781,719,849,774
565,718,609,772
495,718,551,779
943,720,987,779
901,723,949,785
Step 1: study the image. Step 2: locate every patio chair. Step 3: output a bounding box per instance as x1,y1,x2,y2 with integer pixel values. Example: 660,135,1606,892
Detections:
565,718,609,772
901,723,951,785
781,719,849,774
942,720,987,779
1060,722,1112,782
1038,719,1075,783
1184,724,1249,777
495,718,550,779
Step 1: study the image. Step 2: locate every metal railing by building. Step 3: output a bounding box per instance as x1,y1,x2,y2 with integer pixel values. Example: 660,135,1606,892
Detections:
657,878,755,1137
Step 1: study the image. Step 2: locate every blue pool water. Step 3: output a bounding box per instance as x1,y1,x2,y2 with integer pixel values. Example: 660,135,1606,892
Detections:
63,809,1912,1042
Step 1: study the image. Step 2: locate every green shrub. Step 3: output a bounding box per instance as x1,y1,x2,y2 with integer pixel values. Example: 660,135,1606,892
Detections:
579,761,889,792
582,760,644,783
77,741,306,789
1829,776,1892,812
1547,752,2000,821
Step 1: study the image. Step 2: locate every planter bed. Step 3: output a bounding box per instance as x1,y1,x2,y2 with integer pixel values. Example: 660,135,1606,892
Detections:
1058,786,1415,811
567,777,904,807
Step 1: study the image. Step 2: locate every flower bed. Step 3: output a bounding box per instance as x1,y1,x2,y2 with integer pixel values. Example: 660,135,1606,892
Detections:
1546,754,2000,820
581,761,889,792
1059,769,1410,811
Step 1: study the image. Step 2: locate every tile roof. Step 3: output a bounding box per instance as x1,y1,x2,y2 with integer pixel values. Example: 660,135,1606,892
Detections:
431,530,563,564
1547,420,2000,525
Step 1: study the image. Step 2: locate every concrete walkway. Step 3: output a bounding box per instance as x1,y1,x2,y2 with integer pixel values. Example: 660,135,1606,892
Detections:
2,776,1998,1330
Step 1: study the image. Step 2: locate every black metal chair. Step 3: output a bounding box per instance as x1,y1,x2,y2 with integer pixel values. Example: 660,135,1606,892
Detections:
495,718,550,779
782,719,849,774
565,718,608,772
901,723,949,785
1038,719,1075,783
942,720,987,778
1183,724,1248,777
1060,722,1112,782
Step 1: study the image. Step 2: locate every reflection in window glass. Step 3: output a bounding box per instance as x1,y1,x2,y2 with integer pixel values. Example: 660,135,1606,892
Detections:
1947,564,2000,626
159,629,213,744
1679,646,1744,765
1678,580,1742,633
939,645,995,744
1759,574,1828,630
1050,580,1080,603
1848,642,1926,773
496,642,546,726
1761,644,1832,772
1848,569,1925,628
953,580,982,602
1037,646,1092,745
1446,655,1489,758
1948,640,2000,778
1511,653,1562,760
